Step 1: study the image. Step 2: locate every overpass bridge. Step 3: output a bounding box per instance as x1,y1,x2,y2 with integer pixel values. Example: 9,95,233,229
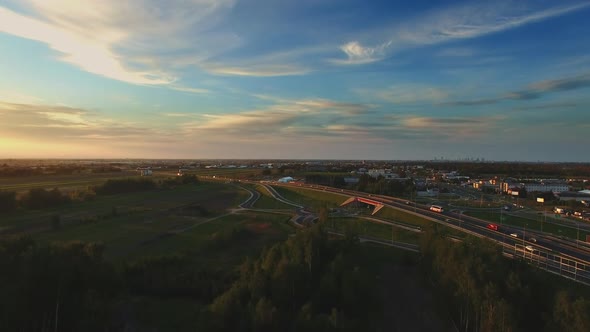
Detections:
340,196,385,215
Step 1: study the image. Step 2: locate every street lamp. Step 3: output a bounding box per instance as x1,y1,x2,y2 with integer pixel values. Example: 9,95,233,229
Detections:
576,221,580,248
523,223,528,258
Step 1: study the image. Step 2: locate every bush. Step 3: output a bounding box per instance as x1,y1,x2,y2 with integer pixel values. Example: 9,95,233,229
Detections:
21,188,70,210
0,191,17,213
94,178,156,195
51,215,61,231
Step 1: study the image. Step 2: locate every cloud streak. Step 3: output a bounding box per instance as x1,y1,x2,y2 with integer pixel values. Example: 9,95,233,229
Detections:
333,2,590,65
444,73,590,106
0,0,238,85
356,84,449,104
0,100,168,142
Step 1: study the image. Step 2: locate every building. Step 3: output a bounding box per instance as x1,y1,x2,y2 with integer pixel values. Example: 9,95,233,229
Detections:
557,191,590,202
524,182,569,193
278,176,294,183
501,181,569,194
367,169,399,179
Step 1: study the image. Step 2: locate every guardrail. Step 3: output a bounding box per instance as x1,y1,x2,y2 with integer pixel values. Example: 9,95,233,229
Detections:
503,243,590,286
266,182,590,286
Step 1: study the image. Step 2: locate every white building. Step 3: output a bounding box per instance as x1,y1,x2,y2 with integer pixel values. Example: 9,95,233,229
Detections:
367,169,399,179
278,176,294,183
524,183,569,193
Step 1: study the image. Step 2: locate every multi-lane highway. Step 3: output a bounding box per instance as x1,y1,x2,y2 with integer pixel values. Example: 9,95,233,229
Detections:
274,182,590,280
202,176,590,284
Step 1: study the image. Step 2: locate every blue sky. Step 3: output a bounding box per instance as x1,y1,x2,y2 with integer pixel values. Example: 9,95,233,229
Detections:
0,0,589,161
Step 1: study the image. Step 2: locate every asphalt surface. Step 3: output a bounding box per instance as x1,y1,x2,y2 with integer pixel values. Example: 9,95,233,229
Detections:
279,183,590,265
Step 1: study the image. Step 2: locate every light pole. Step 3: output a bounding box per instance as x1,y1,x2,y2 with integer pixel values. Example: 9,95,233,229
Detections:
542,207,546,233
523,223,528,257
576,221,580,248
391,224,394,244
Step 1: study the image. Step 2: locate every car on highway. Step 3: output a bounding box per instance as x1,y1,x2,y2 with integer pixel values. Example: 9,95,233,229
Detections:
510,233,519,238
529,237,537,243
525,245,534,252
487,224,499,231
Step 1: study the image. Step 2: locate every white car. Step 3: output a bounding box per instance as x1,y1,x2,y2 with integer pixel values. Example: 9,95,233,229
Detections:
525,245,534,252
510,233,519,238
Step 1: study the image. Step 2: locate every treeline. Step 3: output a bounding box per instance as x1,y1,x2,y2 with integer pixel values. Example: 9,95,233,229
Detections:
305,174,347,187
0,238,119,331
0,165,86,177
94,178,157,195
420,226,590,332
425,162,590,178
304,173,415,197
203,225,380,331
0,224,381,331
355,175,414,197
0,176,200,214
0,237,235,331
0,188,71,213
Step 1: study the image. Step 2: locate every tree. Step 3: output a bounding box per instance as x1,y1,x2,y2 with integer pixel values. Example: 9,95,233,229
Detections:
0,191,17,213
51,214,61,231
318,207,329,224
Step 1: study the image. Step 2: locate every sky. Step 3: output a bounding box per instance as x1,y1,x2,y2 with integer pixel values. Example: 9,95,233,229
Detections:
0,0,589,161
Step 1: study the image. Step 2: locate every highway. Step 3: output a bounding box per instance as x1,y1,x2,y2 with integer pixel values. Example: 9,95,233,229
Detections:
277,182,590,264
201,176,590,284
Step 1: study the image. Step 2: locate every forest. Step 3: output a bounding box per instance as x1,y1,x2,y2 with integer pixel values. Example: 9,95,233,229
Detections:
0,176,201,214
0,221,589,331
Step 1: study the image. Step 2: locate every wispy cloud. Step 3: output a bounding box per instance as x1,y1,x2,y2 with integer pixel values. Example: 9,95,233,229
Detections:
0,0,238,85
444,73,590,106
512,102,578,112
0,90,44,104
508,73,590,100
329,41,389,65
333,2,590,65
0,100,168,142
176,95,500,143
170,85,211,94
204,64,310,77
356,84,449,104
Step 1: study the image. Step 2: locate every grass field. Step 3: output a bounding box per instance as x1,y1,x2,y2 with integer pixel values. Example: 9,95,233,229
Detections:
185,168,262,179
247,184,295,210
3,183,254,259
376,206,432,228
327,217,420,244
465,211,590,241
0,171,148,193
271,185,348,209
27,187,297,262
131,211,294,265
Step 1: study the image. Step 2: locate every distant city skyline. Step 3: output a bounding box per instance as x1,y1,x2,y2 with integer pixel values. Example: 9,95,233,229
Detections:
1,0,590,161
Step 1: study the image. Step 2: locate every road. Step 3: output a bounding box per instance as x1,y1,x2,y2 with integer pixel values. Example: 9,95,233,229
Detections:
201,176,590,284
277,182,590,264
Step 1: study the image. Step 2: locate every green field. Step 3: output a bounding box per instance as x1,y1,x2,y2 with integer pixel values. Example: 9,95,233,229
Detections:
0,171,149,193
17,185,297,261
246,184,295,210
271,185,348,209
185,168,262,179
131,211,294,265
1,182,247,229
465,211,590,241
376,206,432,228
328,217,420,244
